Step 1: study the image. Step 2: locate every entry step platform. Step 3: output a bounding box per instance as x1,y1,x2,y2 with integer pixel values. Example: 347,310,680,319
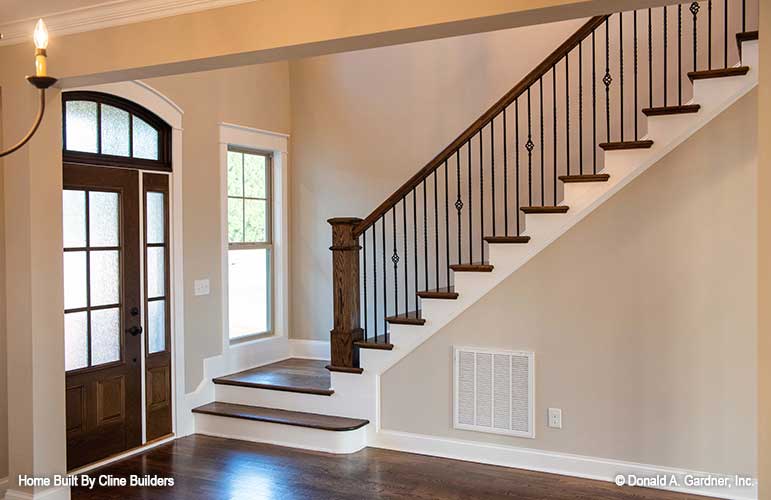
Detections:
192,402,369,431
213,358,333,396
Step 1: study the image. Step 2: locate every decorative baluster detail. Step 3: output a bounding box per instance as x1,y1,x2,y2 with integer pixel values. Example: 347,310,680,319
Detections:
691,3,700,72
678,4,683,106
381,216,387,336
539,77,545,204
526,87,534,206
391,207,398,325
604,18,612,143
444,160,450,287
455,151,462,264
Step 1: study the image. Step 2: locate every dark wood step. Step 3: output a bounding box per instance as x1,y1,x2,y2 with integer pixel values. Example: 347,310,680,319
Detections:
192,402,369,432
484,235,531,244
354,335,394,350
417,287,459,300
558,174,610,183
213,358,334,396
450,262,494,272
599,140,654,151
642,104,701,116
325,365,364,374
386,310,425,326
736,31,758,57
687,66,750,81
521,205,570,214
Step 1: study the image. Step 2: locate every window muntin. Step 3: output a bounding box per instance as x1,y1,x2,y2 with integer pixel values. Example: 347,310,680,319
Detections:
227,148,272,340
62,91,170,171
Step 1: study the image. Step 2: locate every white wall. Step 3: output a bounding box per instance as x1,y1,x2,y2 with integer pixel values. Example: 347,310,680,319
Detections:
381,90,758,476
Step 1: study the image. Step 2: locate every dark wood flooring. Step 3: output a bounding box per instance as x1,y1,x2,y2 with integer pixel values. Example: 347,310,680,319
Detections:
212,358,333,395
72,435,710,500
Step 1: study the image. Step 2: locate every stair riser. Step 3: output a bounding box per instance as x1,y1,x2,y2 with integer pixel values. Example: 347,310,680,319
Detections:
194,413,367,454
215,382,375,420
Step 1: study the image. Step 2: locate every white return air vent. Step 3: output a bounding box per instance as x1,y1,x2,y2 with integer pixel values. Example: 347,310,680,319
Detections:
453,347,534,438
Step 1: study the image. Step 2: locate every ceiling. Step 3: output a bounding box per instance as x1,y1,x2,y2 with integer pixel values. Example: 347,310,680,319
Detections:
0,0,110,24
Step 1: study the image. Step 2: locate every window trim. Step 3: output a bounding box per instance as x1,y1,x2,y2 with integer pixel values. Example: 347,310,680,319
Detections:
218,123,289,351
62,91,173,172
226,147,274,341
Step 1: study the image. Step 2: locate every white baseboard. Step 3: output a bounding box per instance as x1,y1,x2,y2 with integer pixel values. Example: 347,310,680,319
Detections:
4,485,70,500
373,429,757,500
289,339,329,360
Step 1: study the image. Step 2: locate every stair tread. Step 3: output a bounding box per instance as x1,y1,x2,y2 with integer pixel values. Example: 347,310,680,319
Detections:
417,286,459,299
736,31,759,57
192,402,369,431
599,140,654,151
213,358,333,396
558,174,610,183
687,66,750,81
642,104,701,116
386,310,425,325
521,205,570,214
355,335,394,350
450,262,494,272
484,235,531,243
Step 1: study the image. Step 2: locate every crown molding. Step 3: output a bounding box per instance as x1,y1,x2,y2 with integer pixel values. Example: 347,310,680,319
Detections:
0,0,257,47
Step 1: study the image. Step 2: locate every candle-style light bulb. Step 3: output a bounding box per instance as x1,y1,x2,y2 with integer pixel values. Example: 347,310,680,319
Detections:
33,19,49,77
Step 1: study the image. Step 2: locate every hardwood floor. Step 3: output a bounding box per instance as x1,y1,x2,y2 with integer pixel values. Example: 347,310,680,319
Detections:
72,435,710,500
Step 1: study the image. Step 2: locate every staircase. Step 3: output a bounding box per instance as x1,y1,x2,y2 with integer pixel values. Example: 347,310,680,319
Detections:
194,0,759,457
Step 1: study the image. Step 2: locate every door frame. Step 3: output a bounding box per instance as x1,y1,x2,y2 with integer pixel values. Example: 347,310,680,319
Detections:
64,80,185,453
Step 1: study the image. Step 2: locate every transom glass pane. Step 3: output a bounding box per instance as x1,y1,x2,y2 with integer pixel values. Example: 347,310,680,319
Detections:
228,248,270,338
148,300,166,353
63,251,87,310
101,104,130,157
244,199,266,242
89,191,119,247
63,190,86,248
243,153,266,199
227,151,243,197
65,101,98,153
146,192,165,244
146,247,165,299
64,312,88,371
132,116,159,160
90,250,120,307
90,308,120,365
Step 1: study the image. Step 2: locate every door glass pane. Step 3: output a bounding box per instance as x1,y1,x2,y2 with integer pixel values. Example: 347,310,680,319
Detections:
228,198,244,243
64,312,88,371
132,116,159,160
228,248,269,338
243,154,266,198
148,300,166,353
101,104,130,157
63,251,87,310
244,199,266,242
65,101,98,153
91,308,120,365
90,250,119,306
147,247,165,299
146,192,165,244
89,191,119,247
227,151,243,197
63,190,86,248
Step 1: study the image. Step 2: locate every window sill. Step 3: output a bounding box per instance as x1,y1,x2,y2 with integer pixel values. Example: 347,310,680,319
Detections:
229,331,274,346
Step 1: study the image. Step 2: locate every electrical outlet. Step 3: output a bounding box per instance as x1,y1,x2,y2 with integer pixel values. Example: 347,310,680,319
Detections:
194,279,210,296
548,408,562,429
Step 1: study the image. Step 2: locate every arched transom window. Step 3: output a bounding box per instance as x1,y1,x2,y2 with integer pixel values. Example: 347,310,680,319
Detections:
62,91,172,171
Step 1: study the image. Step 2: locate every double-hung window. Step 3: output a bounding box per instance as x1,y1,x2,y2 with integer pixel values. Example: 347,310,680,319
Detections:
227,147,272,340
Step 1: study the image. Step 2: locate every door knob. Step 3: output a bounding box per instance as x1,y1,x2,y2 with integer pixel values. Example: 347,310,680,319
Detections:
127,325,143,336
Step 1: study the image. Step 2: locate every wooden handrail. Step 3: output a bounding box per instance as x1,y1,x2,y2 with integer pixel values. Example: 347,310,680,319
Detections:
353,14,610,238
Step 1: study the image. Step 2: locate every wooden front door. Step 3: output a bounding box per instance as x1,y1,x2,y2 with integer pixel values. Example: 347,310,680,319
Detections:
63,164,143,470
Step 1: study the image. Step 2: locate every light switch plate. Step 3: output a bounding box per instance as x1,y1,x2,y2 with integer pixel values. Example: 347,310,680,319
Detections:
194,279,210,296
548,408,562,429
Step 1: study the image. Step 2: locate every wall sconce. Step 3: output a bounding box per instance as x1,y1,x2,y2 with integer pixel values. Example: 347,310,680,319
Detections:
0,19,58,158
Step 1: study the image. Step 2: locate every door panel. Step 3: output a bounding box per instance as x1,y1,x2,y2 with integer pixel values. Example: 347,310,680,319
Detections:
63,164,142,470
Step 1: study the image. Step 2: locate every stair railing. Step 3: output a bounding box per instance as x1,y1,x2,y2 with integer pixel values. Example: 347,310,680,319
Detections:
327,0,757,372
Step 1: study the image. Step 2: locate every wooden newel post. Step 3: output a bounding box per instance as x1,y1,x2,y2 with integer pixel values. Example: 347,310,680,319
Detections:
327,217,364,373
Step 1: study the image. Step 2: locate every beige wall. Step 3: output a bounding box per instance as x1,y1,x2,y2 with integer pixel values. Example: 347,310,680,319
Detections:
381,90,758,475
142,63,291,392
757,1,770,497
289,19,583,340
